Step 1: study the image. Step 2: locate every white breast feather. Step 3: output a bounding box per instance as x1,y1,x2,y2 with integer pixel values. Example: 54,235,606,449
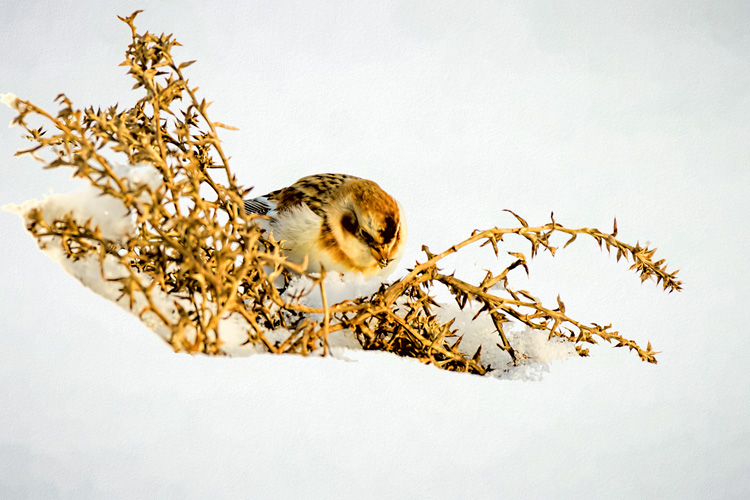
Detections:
270,204,327,272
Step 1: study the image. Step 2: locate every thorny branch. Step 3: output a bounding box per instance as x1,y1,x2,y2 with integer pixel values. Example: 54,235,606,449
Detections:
5,11,681,375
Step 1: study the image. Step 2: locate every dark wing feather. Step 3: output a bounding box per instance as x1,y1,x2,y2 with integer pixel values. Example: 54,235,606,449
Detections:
244,198,273,215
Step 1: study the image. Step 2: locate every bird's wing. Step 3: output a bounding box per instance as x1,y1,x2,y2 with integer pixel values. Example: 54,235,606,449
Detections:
264,173,358,217
244,197,273,215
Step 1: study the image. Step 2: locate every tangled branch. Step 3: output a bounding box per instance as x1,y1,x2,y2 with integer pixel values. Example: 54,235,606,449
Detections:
4,11,681,375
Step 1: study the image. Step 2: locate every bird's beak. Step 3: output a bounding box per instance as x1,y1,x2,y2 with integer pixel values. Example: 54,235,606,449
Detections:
373,246,392,268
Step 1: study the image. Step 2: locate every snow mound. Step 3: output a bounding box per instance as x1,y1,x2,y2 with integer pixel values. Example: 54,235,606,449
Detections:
5,180,577,379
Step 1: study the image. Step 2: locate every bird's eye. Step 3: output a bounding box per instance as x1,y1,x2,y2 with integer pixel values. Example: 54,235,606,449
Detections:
341,212,359,235
358,230,375,245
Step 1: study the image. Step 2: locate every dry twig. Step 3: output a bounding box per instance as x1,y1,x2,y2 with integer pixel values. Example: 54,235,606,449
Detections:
6,12,681,375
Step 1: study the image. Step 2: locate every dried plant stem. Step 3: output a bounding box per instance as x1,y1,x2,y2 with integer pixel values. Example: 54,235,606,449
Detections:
6,11,681,375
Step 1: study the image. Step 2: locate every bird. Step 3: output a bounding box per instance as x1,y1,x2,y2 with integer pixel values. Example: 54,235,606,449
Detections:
244,173,406,278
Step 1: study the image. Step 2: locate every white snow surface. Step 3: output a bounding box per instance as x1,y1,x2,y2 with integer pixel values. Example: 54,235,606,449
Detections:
6,185,573,374
2,2,749,499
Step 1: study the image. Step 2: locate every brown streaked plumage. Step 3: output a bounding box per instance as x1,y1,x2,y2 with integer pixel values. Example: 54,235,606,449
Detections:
245,173,406,277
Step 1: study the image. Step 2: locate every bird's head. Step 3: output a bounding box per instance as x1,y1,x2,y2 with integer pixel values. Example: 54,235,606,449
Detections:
326,179,406,275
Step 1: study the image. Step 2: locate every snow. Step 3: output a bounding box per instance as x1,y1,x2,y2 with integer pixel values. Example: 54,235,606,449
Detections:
5,189,134,242
434,301,577,380
6,187,574,375
2,1,749,499
0,92,18,111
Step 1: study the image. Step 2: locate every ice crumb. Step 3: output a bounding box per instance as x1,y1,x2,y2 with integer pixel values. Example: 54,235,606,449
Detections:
1,92,20,128
112,162,164,191
1,92,18,108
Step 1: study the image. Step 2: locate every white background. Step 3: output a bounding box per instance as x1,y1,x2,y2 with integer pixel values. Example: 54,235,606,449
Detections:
1,1,748,498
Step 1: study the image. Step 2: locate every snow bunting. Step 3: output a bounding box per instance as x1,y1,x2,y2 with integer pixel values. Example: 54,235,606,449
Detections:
244,173,406,278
